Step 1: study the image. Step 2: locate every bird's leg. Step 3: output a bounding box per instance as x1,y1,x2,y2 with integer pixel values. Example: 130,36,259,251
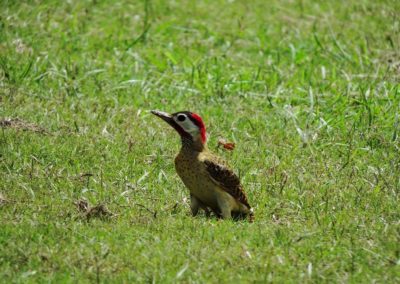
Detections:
190,194,201,216
216,196,232,219
190,194,212,217
200,205,211,217
209,207,221,218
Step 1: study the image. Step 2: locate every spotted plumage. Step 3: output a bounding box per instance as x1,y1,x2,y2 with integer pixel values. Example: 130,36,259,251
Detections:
151,110,254,222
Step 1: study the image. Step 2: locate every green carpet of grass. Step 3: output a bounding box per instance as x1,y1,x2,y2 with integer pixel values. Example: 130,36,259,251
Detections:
1,0,399,282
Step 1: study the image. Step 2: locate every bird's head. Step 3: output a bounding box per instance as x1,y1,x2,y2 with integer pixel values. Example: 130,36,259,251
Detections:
151,110,207,145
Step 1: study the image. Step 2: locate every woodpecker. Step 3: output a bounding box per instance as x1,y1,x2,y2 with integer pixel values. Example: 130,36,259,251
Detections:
151,110,254,222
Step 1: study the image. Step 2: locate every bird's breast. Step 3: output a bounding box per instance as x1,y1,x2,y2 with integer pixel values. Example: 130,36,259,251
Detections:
174,152,219,208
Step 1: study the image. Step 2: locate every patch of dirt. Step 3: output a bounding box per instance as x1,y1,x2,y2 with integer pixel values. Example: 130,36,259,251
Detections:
86,204,114,219
0,192,8,205
75,199,90,212
75,173,94,183
0,118,49,135
74,199,115,220
381,50,400,76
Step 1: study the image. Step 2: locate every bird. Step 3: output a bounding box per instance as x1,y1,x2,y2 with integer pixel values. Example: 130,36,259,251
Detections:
151,110,254,222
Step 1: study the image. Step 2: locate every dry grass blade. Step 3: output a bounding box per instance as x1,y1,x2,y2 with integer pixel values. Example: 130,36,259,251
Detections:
0,118,49,134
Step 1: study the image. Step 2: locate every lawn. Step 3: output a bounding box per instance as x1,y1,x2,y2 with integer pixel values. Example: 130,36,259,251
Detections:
1,0,399,282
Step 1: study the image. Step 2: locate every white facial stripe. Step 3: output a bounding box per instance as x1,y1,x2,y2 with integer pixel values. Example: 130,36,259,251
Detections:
173,114,199,135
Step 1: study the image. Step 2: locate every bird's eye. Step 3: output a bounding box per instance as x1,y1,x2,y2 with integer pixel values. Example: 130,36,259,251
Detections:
177,114,186,122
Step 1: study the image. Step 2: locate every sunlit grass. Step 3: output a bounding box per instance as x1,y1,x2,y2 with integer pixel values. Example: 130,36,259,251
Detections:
1,0,399,282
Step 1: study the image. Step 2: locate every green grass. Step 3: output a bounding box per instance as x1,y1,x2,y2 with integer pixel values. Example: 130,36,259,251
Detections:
1,0,399,282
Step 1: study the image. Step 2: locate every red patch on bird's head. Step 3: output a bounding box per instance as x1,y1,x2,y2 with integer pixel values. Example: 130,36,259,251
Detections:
189,113,207,144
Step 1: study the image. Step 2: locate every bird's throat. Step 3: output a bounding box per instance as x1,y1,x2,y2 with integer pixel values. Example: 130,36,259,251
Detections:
180,136,206,152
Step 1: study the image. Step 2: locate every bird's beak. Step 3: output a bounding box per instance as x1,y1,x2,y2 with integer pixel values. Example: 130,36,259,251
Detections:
151,110,174,126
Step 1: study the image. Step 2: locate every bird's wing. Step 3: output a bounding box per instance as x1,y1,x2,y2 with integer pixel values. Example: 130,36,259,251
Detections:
203,158,251,209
